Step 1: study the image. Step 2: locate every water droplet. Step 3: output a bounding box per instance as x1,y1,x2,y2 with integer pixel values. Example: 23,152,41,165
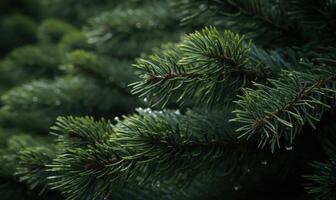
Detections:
156,181,161,187
261,161,268,165
136,107,154,114
145,108,152,114
285,145,293,151
233,185,240,191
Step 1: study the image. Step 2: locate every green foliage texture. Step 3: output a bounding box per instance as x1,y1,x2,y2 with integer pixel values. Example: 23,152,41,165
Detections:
0,0,336,200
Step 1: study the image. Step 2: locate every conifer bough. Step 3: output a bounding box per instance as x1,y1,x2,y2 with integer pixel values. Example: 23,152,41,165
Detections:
1,0,336,199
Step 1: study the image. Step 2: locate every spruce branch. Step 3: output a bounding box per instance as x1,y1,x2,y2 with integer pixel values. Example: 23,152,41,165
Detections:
0,132,56,197
172,0,336,46
1,76,138,117
305,159,336,200
85,1,182,57
62,50,135,96
15,147,55,195
177,27,252,76
172,0,297,40
231,70,336,151
47,110,253,199
285,0,336,33
131,27,277,107
225,0,289,33
51,116,113,149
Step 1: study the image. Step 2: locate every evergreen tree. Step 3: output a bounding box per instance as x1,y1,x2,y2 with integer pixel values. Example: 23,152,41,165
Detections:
1,0,336,200
0,0,181,199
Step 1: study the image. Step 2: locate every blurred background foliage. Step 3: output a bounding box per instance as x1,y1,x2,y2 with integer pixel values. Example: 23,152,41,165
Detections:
0,0,185,199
